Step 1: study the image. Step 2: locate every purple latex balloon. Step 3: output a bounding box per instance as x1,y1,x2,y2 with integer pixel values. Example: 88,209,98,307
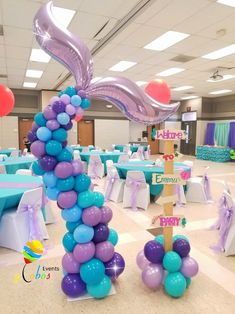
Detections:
82,206,102,226
46,119,60,131
66,104,76,116
72,160,84,175
62,253,80,273
62,140,68,148
173,239,191,258
52,100,66,114
61,274,86,298
30,140,45,158
73,242,95,263
49,96,60,105
136,250,150,270
104,252,125,279
27,131,38,143
142,263,164,289
33,2,93,89
144,240,165,264
55,161,73,179
60,94,71,105
62,121,73,130
43,105,57,120
39,155,57,171
95,241,114,262
93,223,109,243
78,90,86,98
180,256,199,278
58,190,77,209
75,107,84,116
32,122,39,132
100,206,113,224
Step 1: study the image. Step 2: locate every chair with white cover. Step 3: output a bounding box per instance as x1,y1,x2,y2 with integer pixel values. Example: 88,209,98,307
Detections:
123,145,131,156
137,146,145,160
186,171,212,203
82,147,89,153
123,171,150,210
130,152,141,161
155,159,163,167
73,150,81,160
174,184,186,206
10,150,20,157
88,155,104,179
0,188,49,252
22,148,28,156
118,154,129,163
144,145,151,160
113,149,120,153
183,160,194,168
16,169,32,176
223,192,235,256
0,165,6,174
0,154,8,161
106,160,114,172
104,167,125,203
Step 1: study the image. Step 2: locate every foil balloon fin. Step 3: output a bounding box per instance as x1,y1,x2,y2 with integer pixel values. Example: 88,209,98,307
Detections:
86,77,180,125
33,1,93,89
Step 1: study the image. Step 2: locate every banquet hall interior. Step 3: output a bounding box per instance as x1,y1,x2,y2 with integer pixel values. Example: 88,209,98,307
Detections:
0,0,235,313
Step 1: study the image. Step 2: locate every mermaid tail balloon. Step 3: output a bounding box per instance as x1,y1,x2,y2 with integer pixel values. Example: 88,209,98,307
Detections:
33,1,180,125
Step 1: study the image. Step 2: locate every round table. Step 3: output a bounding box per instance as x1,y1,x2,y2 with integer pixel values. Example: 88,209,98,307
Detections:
114,161,191,196
0,174,43,220
115,145,148,153
0,157,36,174
72,146,95,152
0,149,16,157
80,151,124,174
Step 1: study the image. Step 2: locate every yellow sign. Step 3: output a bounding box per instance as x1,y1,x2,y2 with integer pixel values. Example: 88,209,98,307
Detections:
156,194,177,205
152,174,186,185
152,215,187,228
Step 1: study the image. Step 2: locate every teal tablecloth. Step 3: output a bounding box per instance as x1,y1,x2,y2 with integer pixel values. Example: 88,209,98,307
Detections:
0,174,43,220
80,152,124,173
0,157,36,174
196,146,231,162
72,146,95,152
115,145,148,153
0,149,15,157
114,162,190,196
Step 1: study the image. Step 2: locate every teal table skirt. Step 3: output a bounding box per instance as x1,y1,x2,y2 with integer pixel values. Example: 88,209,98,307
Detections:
0,174,44,221
115,145,148,153
0,157,36,174
114,161,190,196
196,146,231,162
72,146,95,152
80,152,124,174
0,149,15,157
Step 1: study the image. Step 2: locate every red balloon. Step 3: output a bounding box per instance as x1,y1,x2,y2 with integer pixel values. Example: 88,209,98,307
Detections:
75,115,82,122
145,79,171,104
0,84,15,117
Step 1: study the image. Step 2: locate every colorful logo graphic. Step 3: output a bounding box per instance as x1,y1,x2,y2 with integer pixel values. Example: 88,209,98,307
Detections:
23,240,44,264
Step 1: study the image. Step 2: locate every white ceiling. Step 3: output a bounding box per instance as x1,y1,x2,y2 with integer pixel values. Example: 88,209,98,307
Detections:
1,0,235,99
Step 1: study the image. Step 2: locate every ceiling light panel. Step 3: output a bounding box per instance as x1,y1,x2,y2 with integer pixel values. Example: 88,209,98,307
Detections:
207,74,235,82
144,31,189,51
52,6,76,28
30,49,51,63
209,89,232,94
181,95,198,100
26,69,43,78
156,67,185,77
217,0,235,8
23,82,37,88
109,61,137,72
136,81,147,86
173,85,193,91
202,44,235,60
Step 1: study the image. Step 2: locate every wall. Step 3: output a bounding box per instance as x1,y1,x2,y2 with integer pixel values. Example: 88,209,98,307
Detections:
41,90,57,111
129,121,147,142
94,119,129,149
0,116,19,149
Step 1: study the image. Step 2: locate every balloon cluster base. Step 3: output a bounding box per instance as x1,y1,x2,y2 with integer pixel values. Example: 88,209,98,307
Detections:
136,234,199,298
67,284,116,301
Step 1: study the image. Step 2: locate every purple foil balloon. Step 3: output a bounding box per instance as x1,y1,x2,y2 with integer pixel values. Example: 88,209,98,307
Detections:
33,1,93,89
39,155,57,171
30,140,45,158
46,119,60,131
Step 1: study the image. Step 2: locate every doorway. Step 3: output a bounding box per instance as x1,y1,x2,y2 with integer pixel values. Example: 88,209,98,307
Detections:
19,118,34,151
147,124,160,155
181,121,197,156
77,120,94,146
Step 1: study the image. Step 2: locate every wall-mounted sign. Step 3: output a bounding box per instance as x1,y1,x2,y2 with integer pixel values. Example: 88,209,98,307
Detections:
152,173,186,185
154,129,186,141
156,194,177,205
152,215,187,228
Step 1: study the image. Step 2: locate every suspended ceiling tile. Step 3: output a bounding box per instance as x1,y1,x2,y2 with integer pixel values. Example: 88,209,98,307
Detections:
4,26,33,47
79,0,125,18
5,45,31,60
6,58,28,69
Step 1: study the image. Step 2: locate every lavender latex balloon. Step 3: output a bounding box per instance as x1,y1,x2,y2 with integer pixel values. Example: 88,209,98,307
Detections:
73,242,95,263
62,253,80,274
180,256,199,278
55,161,73,178
58,190,77,209
95,241,114,262
82,206,102,226
31,122,39,132
43,105,57,120
136,250,150,270
46,119,60,131
72,160,84,175
30,140,45,158
100,206,113,224
142,264,164,289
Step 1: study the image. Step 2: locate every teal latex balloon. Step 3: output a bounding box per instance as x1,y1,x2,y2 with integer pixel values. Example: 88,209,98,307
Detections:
52,128,68,142
80,258,105,285
73,224,94,243
87,275,112,299
57,176,75,192
61,205,82,222
185,277,191,288
62,232,77,252
93,192,104,207
173,235,189,243
108,228,118,246
46,187,60,200
43,171,57,188
65,86,77,97
155,235,164,246
80,98,91,109
77,190,95,208
57,148,73,162
163,251,182,273
66,220,82,233
34,112,46,126
164,272,186,298
45,140,62,156
74,174,91,192
32,160,45,176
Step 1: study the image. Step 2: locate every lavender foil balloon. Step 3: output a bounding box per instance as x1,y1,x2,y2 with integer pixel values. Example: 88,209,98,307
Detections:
33,1,180,125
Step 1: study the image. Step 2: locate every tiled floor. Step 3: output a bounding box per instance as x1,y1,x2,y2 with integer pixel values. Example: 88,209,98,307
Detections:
1,155,235,314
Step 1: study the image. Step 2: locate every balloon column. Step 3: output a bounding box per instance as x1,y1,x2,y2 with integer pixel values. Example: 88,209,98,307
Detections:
30,2,180,300
0,84,15,117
